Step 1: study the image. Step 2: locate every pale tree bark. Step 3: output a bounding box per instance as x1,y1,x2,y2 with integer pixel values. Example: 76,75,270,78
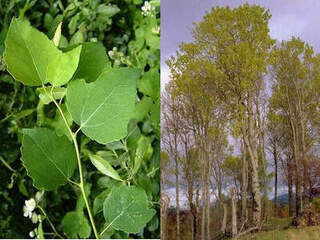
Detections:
256,99,268,222
222,203,228,235
241,138,248,222
201,159,206,240
161,194,170,240
206,156,211,240
174,144,180,240
242,99,261,227
232,188,238,240
195,183,200,239
287,156,294,217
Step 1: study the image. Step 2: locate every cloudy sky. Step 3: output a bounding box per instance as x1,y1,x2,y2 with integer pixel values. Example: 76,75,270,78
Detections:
161,0,320,90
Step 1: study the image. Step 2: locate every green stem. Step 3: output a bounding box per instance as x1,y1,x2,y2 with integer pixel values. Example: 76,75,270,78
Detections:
0,156,16,172
45,88,99,239
147,167,159,177
38,206,64,239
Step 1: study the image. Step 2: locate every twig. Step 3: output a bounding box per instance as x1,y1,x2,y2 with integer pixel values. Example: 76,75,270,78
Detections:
38,206,64,239
0,155,16,172
236,226,259,238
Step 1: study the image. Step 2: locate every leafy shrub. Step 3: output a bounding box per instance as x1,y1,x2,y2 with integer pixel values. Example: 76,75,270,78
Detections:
0,0,160,239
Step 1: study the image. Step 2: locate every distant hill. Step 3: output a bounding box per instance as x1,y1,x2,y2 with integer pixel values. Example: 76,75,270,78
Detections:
273,193,296,206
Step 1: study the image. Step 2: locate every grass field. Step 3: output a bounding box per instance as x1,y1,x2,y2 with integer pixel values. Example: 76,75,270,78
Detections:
240,226,320,240
240,218,320,240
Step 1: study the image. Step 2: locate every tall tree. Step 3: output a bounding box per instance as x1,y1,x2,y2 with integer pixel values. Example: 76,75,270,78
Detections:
269,37,320,215
162,86,182,240
191,4,274,226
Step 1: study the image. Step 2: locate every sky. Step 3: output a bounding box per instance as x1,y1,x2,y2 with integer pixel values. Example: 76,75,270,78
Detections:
161,0,320,90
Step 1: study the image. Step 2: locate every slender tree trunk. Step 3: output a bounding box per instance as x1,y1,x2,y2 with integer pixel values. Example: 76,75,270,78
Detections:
206,180,210,240
288,160,294,217
273,145,278,217
187,184,195,240
206,154,211,240
241,139,248,222
232,188,238,240
196,184,200,240
293,139,302,216
221,202,227,235
191,203,197,240
289,109,302,216
201,160,206,240
161,194,170,240
242,115,261,227
174,137,180,240
256,99,268,222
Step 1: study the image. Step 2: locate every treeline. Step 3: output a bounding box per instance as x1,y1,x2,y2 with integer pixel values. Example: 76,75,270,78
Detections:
161,4,320,240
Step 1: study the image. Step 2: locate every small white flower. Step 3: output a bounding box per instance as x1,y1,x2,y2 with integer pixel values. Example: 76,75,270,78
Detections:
108,50,114,59
23,206,30,218
29,231,35,238
25,198,36,212
23,198,36,218
31,212,38,224
35,192,43,202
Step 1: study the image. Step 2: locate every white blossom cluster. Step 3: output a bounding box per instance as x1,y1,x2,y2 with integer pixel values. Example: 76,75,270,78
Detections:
108,47,132,66
22,192,43,238
141,1,155,17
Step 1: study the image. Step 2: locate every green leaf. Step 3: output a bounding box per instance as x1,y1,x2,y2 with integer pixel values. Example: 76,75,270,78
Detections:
105,141,124,151
97,4,120,18
134,96,153,122
21,128,77,190
4,18,81,87
137,69,160,100
93,189,110,215
73,42,110,82
37,86,66,105
103,185,156,233
14,109,35,120
127,119,141,148
66,68,140,144
132,136,150,176
62,211,91,238
62,212,80,237
53,22,62,47
89,154,123,181
47,45,82,86
4,18,57,86
78,213,91,238
68,14,79,35
151,97,160,138
38,221,44,239
147,215,159,231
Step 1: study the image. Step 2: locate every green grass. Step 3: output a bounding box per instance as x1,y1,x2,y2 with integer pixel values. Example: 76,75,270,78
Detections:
240,226,320,240
239,218,320,240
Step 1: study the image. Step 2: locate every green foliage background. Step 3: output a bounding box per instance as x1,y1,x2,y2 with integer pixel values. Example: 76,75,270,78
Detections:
0,0,160,238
